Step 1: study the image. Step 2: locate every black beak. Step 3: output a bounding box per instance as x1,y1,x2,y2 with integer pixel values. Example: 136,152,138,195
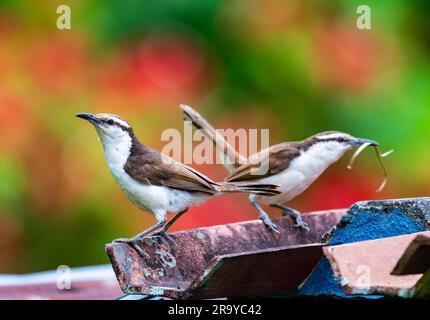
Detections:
349,138,379,147
76,113,99,125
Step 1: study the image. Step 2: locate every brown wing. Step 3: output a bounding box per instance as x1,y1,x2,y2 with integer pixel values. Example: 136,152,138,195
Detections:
124,151,218,194
226,142,301,182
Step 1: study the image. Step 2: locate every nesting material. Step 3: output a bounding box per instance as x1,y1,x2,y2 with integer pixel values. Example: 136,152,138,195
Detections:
347,142,394,192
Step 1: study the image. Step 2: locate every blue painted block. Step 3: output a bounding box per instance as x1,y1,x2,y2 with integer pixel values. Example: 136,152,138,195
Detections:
300,197,430,297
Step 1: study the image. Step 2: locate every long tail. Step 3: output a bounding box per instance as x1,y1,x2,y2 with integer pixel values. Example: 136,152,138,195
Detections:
180,104,246,173
216,182,281,196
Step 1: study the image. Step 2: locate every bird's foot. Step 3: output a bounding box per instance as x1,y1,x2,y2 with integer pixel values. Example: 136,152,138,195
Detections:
150,230,177,247
259,216,280,235
293,218,310,233
112,237,150,258
282,209,310,233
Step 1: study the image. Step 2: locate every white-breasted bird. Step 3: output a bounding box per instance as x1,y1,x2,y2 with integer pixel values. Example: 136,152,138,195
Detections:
180,104,380,233
76,113,280,256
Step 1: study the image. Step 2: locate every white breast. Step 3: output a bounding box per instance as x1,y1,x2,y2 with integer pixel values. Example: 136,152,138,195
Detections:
96,129,167,217
258,141,349,204
96,128,210,220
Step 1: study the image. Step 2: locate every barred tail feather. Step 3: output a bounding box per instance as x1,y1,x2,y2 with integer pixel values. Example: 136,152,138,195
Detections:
217,182,280,196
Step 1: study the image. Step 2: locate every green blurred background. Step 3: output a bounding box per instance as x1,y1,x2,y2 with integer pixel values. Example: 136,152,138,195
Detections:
0,0,429,273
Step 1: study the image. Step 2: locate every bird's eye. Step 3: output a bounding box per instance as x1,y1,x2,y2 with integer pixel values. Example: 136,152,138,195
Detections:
107,119,114,125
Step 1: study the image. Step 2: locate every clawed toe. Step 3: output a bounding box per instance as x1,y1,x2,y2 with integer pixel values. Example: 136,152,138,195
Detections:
259,217,280,235
293,220,310,233
131,243,150,258
112,238,149,258
151,231,177,247
279,208,310,233
268,223,280,234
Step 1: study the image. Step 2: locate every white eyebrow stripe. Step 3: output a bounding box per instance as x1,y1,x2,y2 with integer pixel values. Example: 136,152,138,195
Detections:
316,133,346,140
98,114,130,128
112,118,130,128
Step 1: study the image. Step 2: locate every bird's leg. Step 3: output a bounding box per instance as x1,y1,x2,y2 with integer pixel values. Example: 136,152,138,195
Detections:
151,208,189,247
130,220,166,241
112,220,165,258
271,204,309,232
111,238,150,258
248,195,279,234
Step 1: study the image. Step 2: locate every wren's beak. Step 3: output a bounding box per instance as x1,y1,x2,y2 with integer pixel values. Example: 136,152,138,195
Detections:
349,137,379,147
76,113,100,125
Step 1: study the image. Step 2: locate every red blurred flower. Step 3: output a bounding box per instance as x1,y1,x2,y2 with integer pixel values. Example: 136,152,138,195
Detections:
20,127,91,215
98,33,207,108
24,35,89,95
0,92,33,154
133,36,204,93
313,22,383,92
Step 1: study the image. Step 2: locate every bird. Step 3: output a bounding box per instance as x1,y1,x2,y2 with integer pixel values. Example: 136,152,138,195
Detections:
180,104,380,233
76,112,281,257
